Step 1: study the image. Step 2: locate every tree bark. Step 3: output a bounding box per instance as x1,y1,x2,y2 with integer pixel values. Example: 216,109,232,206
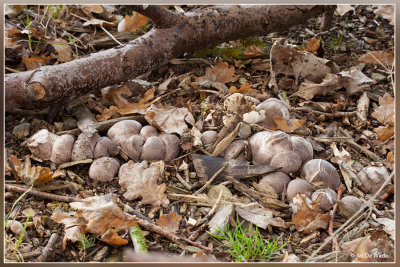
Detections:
5,5,334,112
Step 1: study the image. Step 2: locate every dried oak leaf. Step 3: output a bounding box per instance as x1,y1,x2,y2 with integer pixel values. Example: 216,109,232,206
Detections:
9,155,54,185
244,45,265,59
51,194,137,249
374,5,394,26
291,195,330,234
235,203,289,229
96,105,119,122
273,116,305,133
22,52,49,70
193,61,238,92
359,51,394,67
229,82,256,94
156,212,182,233
145,104,195,136
375,218,395,240
118,88,155,115
306,37,320,53
107,84,132,108
336,5,355,16
341,236,373,262
118,13,148,33
51,38,72,63
372,93,394,126
118,160,169,207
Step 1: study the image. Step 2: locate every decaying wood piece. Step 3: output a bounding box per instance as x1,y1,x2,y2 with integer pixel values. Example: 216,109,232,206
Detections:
5,5,334,111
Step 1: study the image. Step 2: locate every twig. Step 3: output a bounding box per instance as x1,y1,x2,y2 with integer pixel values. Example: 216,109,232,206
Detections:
5,184,82,203
289,107,358,118
175,173,193,191
193,163,229,195
195,189,223,227
5,66,21,73
307,171,394,261
328,184,346,252
37,233,59,262
100,25,123,45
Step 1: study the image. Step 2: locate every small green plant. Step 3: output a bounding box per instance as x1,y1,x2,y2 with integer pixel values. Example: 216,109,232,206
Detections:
325,18,348,53
209,218,288,262
77,234,96,250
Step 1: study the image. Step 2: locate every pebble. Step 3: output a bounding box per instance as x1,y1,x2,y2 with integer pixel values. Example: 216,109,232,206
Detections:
12,123,30,138
63,117,77,130
371,73,386,81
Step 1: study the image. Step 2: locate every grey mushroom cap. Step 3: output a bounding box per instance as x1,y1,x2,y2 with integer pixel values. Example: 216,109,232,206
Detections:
249,131,271,154
259,172,291,194
107,120,142,146
286,179,313,200
158,133,180,161
26,129,58,161
357,166,389,194
121,135,145,161
50,134,75,163
201,130,218,146
93,136,112,158
312,188,338,211
291,136,314,163
252,131,292,165
223,140,245,160
341,196,362,212
89,157,120,182
140,136,166,161
300,159,342,190
140,125,159,140
256,99,290,129
270,151,302,175
71,133,100,161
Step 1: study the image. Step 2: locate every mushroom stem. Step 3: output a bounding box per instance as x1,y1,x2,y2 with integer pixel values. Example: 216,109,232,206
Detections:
328,184,346,251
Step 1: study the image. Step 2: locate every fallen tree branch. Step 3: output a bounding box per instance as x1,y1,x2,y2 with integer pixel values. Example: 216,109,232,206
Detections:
5,184,82,202
5,5,334,111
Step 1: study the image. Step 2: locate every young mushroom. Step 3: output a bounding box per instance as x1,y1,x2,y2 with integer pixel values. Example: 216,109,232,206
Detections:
89,157,120,182
286,179,312,200
338,195,363,218
158,133,180,161
259,172,291,195
140,125,159,140
140,136,166,161
201,130,218,146
121,135,145,161
311,188,338,211
256,98,290,129
107,120,142,146
50,134,75,163
71,133,100,161
269,151,302,175
93,136,112,158
251,131,292,165
223,140,245,160
291,136,314,164
357,166,389,194
300,159,342,190
26,129,58,160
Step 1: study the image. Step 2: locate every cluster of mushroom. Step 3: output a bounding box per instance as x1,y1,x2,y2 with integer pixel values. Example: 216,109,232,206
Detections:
25,120,180,182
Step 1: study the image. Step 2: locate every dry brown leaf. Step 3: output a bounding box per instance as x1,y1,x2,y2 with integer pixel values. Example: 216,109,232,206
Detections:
108,85,132,108
291,195,329,234
118,161,169,207
83,18,115,27
62,226,84,250
118,13,148,33
22,54,49,70
375,218,394,240
145,104,195,136
9,156,54,186
229,82,255,94
341,236,373,262
251,58,270,71
372,93,394,126
306,37,320,53
374,126,394,141
193,61,238,92
273,116,305,132
118,88,155,115
51,194,137,249
359,51,394,67
51,38,72,63
244,45,265,59
96,105,119,122
336,5,355,16
374,5,394,26
156,212,182,233
235,203,289,229
339,69,373,95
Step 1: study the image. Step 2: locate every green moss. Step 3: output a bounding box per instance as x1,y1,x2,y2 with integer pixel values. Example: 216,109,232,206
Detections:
51,202,70,212
130,225,148,253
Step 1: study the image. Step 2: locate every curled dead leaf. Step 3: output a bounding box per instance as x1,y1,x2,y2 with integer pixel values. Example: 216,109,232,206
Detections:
9,155,54,186
156,212,182,233
273,116,305,133
306,37,320,53
371,93,394,126
118,13,148,33
359,51,394,67
374,5,394,26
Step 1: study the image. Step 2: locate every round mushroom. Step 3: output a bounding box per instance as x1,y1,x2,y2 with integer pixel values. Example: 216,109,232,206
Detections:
50,134,75,163
93,136,112,158
286,179,312,200
223,140,245,160
26,129,58,160
340,195,362,213
256,98,290,129
71,133,100,161
291,136,313,164
107,120,142,146
259,172,291,195
357,166,389,194
158,133,180,161
201,130,218,146
269,151,302,175
89,157,120,182
140,125,159,140
312,188,338,211
252,131,292,165
300,159,342,190
121,135,145,161
140,136,166,161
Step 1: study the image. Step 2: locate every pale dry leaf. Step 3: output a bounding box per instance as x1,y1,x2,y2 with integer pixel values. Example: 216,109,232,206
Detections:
81,4,104,14
374,126,394,142
235,203,289,229
374,5,394,25
251,58,270,71
336,5,355,16
357,92,370,121
51,39,72,62
371,93,394,126
51,194,137,248
208,204,234,234
339,69,373,95
282,252,301,262
118,160,169,207
359,51,394,67
83,18,115,27
244,45,265,59
118,88,155,115
193,61,238,92
156,212,182,233
62,226,84,250
375,218,394,240
145,104,195,136
341,236,373,262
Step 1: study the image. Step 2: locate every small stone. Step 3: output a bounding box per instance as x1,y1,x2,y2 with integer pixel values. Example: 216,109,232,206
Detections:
12,123,30,138
54,122,63,132
187,217,197,226
371,73,386,81
63,117,77,131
